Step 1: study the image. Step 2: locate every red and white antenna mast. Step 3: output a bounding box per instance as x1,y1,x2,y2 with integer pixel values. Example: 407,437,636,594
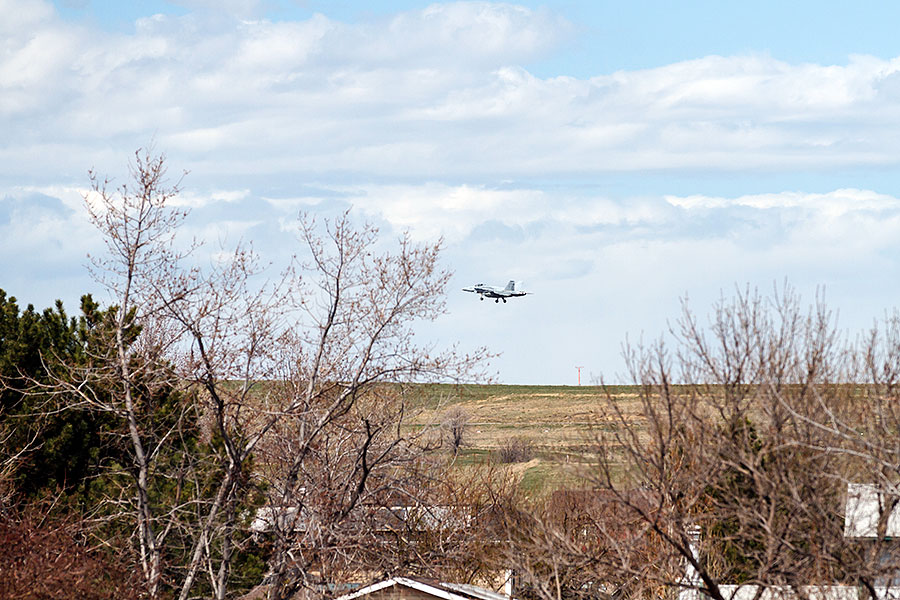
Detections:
575,366,584,386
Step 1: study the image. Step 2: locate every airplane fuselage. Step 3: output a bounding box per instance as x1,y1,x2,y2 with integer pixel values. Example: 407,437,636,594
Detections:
462,281,528,303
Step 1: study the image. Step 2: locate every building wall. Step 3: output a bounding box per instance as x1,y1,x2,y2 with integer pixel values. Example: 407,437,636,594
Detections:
364,585,448,600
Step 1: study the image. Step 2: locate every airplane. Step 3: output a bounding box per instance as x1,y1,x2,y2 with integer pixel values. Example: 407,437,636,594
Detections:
462,280,529,303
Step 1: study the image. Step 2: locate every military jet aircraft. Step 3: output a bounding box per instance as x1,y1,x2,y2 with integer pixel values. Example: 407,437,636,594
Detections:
462,280,528,303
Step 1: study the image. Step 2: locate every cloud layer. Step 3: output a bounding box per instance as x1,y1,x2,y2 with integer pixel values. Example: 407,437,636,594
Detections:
5,1,900,183
6,180,900,382
3,1,900,382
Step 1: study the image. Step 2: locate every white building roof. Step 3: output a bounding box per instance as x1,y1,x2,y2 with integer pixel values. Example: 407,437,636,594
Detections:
844,483,900,539
335,578,509,600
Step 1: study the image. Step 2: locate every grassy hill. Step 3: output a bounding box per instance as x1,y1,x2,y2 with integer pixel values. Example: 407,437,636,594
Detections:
407,384,643,494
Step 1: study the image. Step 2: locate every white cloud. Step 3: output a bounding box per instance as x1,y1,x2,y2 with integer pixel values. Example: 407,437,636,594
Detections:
6,2,900,182
432,186,900,382
166,0,264,19
662,190,900,262
174,189,250,208
10,1,900,382
6,179,900,383
348,183,544,241
0,188,99,303
380,3,567,67
18,184,90,210
299,183,672,243
0,0,55,33
666,189,900,212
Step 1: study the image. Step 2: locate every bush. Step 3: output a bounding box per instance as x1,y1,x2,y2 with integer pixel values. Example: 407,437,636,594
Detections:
493,437,535,463
441,406,471,453
0,502,141,600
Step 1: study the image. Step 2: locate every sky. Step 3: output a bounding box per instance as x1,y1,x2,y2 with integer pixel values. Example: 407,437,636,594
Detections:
3,0,900,384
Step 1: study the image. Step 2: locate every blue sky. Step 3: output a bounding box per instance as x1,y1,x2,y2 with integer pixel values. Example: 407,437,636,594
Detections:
53,1,900,76
4,0,900,383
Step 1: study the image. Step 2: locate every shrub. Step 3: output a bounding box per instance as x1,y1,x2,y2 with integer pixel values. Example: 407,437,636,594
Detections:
493,437,535,463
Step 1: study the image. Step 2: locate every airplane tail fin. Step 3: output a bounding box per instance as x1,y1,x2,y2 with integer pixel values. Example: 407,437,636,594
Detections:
504,280,516,291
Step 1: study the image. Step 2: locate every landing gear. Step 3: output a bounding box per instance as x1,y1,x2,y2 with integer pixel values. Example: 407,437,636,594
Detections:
480,296,484,301
502,298,507,303
495,299,499,303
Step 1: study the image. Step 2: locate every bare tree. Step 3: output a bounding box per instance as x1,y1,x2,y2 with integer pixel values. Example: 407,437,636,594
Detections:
41,150,488,600
257,213,487,600
442,406,471,454
44,149,198,598
579,285,900,600
0,500,142,600
152,211,486,600
491,487,672,600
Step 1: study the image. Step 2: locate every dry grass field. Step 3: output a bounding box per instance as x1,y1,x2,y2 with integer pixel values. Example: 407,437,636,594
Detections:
406,384,644,494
